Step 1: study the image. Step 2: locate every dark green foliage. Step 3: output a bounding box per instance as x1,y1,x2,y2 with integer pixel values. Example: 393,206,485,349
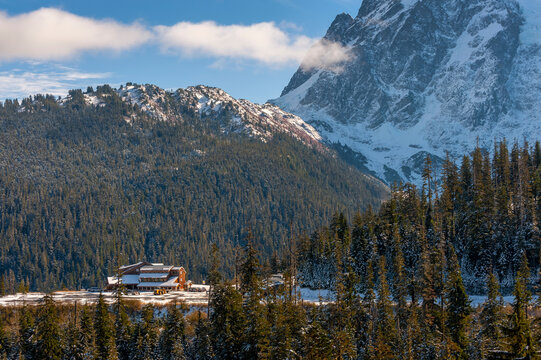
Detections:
63,305,96,360
374,256,398,359
79,306,97,360
240,239,271,359
480,270,504,356
94,294,116,360
304,312,333,360
445,247,472,358
210,284,245,359
114,297,131,360
160,304,186,360
0,91,387,292
2,233,541,360
0,313,7,358
131,304,158,360
18,305,35,360
506,253,535,358
187,313,213,360
35,295,62,360
298,140,541,295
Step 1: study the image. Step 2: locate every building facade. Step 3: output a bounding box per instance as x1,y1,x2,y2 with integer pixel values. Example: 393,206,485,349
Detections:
106,262,187,292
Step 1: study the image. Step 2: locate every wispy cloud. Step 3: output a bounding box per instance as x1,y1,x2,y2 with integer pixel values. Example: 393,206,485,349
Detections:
0,8,152,61
0,65,110,100
154,21,352,71
300,38,353,72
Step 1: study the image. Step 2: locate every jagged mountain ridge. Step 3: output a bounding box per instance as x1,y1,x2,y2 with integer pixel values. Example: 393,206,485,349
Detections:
273,0,541,184
78,83,325,152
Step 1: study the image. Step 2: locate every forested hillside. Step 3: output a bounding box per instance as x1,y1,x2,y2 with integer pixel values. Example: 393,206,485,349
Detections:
298,141,541,294
0,87,388,292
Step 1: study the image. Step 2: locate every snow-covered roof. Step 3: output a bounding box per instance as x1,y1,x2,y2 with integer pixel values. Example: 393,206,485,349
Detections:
140,265,172,273
119,262,144,270
137,277,179,288
120,275,140,285
162,276,179,287
107,274,140,285
139,273,169,279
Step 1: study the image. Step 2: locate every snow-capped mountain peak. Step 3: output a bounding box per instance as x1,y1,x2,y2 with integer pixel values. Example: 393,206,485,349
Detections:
273,0,541,184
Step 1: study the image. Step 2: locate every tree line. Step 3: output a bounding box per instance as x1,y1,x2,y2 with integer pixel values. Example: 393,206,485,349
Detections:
0,237,540,359
297,140,541,294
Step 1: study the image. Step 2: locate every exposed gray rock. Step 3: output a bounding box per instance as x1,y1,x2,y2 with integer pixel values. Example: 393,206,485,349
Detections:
273,0,539,185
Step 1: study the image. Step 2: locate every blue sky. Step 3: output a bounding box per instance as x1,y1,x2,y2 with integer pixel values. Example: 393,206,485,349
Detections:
0,0,361,103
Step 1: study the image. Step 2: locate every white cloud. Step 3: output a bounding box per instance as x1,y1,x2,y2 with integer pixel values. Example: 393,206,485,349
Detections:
0,66,110,100
0,8,152,61
154,21,352,71
300,38,354,72
0,8,352,72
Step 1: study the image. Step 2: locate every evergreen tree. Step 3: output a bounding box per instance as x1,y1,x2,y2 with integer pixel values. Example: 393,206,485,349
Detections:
391,223,408,334
207,243,222,316
132,304,158,360
79,307,97,360
420,230,437,330
0,313,8,358
480,270,504,356
94,294,117,360
210,284,244,359
331,249,357,359
506,253,534,358
374,256,397,359
63,312,79,360
160,304,186,360
18,305,35,360
405,305,423,360
240,238,270,359
304,311,332,360
35,295,62,360
445,247,471,359
114,298,131,360
267,286,295,360
188,312,213,360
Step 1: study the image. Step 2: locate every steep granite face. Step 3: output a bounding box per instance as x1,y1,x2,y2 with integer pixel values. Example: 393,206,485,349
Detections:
273,0,539,184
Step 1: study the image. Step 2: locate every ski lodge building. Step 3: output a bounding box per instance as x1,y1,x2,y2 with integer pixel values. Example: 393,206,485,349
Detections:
106,262,187,292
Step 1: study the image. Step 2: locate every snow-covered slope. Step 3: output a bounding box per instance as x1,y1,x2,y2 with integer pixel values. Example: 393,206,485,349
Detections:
273,0,541,184
77,84,324,151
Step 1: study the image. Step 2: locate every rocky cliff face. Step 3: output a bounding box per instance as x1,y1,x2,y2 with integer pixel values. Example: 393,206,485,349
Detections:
274,0,541,184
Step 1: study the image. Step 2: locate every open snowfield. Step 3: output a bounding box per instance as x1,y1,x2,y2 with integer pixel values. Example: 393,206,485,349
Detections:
0,287,336,307
0,287,525,307
0,287,211,307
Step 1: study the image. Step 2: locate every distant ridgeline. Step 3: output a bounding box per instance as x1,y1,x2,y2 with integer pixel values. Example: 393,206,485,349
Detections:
297,140,541,294
0,85,388,292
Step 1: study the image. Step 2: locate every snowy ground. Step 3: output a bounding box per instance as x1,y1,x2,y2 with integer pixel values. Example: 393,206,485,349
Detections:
0,287,335,307
0,287,211,307
0,288,525,307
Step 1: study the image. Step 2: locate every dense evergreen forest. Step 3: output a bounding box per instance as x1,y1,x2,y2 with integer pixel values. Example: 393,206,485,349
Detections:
0,240,540,360
0,87,388,292
297,140,541,294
